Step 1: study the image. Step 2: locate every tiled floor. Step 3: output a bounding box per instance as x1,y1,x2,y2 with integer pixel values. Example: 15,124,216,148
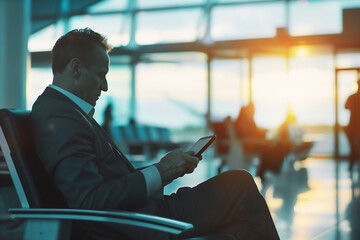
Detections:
164,154,360,240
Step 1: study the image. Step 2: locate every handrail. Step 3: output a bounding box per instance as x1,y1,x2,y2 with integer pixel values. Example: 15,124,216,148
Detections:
9,208,193,235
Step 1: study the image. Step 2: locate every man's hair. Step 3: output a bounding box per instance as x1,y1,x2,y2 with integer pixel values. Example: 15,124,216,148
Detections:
52,28,112,74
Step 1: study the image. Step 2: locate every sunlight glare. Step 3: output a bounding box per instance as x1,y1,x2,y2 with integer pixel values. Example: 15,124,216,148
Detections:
354,81,358,92
297,48,307,58
291,46,309,58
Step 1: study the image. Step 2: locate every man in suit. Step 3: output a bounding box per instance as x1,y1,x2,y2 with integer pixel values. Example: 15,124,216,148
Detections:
31,28,279,239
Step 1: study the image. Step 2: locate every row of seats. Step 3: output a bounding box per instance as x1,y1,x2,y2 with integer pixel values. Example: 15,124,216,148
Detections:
211,121,313,176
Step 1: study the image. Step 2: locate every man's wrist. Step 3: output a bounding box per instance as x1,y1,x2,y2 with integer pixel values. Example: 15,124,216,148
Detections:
155,162,171,186
141,165,162,197
154,163,164,184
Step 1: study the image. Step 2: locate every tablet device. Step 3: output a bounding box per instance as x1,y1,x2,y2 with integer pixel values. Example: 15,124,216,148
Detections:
188,135,216,158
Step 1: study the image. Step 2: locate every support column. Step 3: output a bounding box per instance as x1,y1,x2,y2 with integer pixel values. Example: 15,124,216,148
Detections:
248,53,253,102
0,0,31,110
334,47,339,159
206,53,212,130
129,61,137,120
285,48,290,114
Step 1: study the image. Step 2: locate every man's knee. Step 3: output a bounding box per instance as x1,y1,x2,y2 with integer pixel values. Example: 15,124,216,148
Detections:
221,170,255,185
218,170,261,203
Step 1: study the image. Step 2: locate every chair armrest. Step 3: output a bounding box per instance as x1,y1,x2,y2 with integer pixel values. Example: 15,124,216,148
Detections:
0,213,12,224
8,208,193,235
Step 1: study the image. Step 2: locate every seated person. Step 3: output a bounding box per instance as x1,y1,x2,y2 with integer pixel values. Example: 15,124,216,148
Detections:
101,102,113,136
277,112,313,161
31,28,279,240
234,103,290,181
234,102,268,152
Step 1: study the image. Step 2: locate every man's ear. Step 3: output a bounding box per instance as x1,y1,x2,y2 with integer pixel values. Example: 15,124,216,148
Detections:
70,58,81,79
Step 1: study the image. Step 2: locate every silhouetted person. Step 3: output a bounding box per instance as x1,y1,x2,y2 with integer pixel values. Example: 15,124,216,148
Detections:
345,79,360,171
235,102,267,147
235,102,290,182
128,117,136,126
101,102,113,136
278,112,297,143
278,112,313,162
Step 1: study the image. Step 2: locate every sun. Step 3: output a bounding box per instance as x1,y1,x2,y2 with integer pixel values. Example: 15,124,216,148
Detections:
297,48,308,58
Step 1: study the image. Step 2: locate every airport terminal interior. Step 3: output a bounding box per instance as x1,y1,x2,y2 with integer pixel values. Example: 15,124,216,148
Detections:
1,0,360,239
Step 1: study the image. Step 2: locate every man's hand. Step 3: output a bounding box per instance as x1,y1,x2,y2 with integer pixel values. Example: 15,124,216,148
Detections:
155,149,200,186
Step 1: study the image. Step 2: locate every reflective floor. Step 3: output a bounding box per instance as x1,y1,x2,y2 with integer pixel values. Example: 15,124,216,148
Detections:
1,152,359,239
164,155,360,240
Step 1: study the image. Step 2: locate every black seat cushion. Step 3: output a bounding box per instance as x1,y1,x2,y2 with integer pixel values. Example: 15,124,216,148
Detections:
0,109,67,208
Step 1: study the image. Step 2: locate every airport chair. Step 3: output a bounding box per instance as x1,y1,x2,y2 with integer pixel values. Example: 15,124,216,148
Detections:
156,127,184,151
0,109,194,240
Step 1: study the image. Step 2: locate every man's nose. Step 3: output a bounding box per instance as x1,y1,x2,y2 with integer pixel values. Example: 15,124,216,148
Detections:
101,79,108,92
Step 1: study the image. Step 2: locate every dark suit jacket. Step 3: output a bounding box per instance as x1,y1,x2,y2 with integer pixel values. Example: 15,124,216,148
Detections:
31,87,166,239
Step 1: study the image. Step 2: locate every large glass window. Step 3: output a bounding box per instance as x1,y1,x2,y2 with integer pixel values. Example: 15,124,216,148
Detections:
289,1,342,36
28,22,65,52
93,65,131,126
137,0,205,8
217,0,274,3
341,0,360,9
251,55,287,129
288,47,335,126
86,0,128,13
27,67,53,109
211,2,286,40
336,52,360,69
136,53,207,131
136,9,203,45
218,0,273,2
288,47,335,155
211,59,249,121
70,14,130,47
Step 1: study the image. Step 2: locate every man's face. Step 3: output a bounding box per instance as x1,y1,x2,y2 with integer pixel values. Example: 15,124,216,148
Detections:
74,44,110,106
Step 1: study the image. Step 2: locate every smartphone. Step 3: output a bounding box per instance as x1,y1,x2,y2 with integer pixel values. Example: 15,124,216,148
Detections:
188,135,216,158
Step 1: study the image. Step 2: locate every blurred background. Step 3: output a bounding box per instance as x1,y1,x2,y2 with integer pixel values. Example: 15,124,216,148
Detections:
1,0,360,239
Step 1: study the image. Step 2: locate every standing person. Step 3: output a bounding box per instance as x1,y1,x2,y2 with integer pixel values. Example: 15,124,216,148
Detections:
345,79,360,171
31,28,279,239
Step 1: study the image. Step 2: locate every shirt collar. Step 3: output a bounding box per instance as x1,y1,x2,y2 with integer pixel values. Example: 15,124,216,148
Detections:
49,85,94,117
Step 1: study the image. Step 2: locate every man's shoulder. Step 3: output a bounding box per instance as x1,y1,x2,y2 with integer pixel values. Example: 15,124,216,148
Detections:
30,91,93,139
31,91,83,122
33,94,69,113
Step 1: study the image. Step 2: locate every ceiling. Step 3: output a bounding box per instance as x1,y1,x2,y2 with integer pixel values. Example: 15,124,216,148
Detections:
31,0,100,33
